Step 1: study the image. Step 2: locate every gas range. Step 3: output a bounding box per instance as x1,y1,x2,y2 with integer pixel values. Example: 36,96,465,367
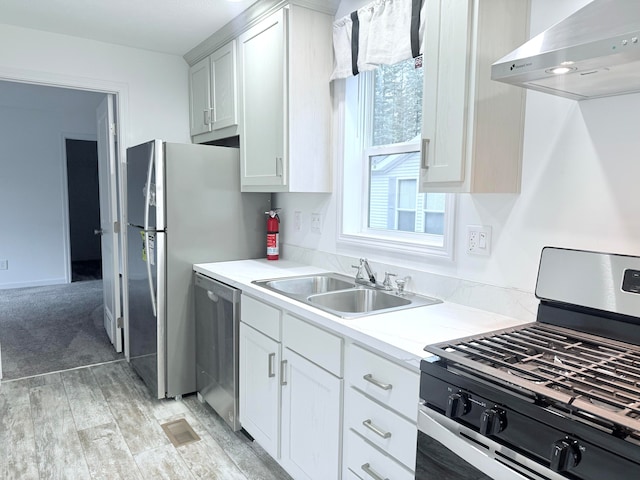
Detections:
419,248,640,480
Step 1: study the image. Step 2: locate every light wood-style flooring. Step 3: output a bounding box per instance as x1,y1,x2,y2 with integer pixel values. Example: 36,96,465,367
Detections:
0,360,292,479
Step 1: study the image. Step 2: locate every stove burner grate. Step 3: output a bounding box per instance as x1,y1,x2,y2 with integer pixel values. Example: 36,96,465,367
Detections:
432,323,640,431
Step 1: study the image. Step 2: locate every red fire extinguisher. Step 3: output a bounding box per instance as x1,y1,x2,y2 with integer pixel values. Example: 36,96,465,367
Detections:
265,209,281,260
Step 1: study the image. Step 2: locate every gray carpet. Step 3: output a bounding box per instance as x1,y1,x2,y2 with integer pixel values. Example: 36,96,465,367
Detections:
0,280,122,380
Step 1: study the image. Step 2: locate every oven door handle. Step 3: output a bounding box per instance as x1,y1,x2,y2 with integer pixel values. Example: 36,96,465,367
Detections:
361,463,389,480
363,374,392,391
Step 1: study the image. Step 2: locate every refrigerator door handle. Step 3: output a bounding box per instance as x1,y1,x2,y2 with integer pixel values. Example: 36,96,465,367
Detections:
144,142,158,318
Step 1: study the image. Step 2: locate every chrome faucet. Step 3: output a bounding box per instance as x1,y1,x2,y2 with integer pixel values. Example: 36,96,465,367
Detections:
361,258,377,284
352,259,401,291
352,258,376,286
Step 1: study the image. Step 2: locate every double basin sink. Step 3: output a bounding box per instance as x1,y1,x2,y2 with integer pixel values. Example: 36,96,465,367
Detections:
253,272,441,319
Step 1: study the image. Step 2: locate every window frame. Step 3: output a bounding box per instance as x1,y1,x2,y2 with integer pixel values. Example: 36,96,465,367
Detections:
335,71,455,261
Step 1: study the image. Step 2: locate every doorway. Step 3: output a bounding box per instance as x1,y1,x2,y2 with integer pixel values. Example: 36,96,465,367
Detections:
65,138,103,282
0,80,123,380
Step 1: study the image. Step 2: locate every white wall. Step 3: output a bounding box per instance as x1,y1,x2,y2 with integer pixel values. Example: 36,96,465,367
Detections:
0,83,104,287
275,0,640,303
0,24,190,147
0,24,190,288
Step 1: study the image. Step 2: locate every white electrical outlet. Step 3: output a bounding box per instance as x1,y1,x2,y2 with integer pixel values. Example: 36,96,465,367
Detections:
294,211,302,232
310,213,322,234
0,259,8,270
467,225,492,256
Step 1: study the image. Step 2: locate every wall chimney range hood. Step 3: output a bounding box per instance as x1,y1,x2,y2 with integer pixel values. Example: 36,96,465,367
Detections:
491,0,640,100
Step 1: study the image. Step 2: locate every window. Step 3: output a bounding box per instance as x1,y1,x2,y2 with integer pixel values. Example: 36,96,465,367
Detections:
339,57,454,258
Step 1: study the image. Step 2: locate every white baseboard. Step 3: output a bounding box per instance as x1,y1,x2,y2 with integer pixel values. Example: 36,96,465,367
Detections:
0,277,68,290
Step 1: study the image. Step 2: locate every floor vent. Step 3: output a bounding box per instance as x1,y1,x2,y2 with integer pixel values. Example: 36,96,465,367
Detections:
161,418,201,447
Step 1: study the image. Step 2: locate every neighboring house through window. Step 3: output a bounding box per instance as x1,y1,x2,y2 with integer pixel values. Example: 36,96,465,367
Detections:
338,56,454,258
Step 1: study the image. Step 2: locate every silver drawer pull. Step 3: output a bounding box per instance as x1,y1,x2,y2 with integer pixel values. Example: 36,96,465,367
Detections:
268,353,276,378
363,374,392,391
421,138,430,169
362,419,391,439
361,463,388,480
281,359,288,386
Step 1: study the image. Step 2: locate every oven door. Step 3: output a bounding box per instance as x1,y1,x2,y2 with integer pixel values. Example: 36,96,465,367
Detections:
417,407,566,480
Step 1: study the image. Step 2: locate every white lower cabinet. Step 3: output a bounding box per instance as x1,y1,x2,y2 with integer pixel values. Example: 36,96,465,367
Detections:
238,322,281,459
281,347,342,479
345,429,414,480
239,296,343,479
343,344,419,479
239,295,419,480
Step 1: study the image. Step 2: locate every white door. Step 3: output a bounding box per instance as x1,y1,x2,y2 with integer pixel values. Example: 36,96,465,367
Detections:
281,347,342,480
239,323,281,459
189,56,212,136
96,94,122,353
238,8,286,188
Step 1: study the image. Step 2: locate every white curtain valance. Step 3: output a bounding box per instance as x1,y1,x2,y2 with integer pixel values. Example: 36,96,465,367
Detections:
330,0,426,81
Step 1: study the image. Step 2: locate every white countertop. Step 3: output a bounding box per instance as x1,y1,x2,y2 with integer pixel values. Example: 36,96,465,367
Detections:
194,259,531,370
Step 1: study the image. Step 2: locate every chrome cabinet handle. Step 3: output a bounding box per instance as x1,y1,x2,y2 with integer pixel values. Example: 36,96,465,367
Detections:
280,359,288,386
203,109,210,125
362,419,391,439
361,463,388,480
275,157,283,177
268,353,276,378
421,138,430,169
363,374,392,391
94,229,104,236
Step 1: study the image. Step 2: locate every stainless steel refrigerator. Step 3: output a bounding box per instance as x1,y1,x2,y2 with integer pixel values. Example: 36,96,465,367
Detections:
126,140,269,399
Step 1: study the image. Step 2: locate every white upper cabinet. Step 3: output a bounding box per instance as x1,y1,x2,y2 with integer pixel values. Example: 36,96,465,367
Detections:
189,56,212,137
238,4,333,193
189,40,238,141
420,0,530,193
210,41,238,131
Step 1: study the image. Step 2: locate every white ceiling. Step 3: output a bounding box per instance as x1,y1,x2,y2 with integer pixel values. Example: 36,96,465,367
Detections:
0,0,260,56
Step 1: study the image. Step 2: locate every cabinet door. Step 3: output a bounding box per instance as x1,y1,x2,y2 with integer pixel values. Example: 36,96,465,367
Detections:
420,0,470,185
189,56,212,136
238,8,286,189
239,322,280,459
281,348,342,480
210,40,238,131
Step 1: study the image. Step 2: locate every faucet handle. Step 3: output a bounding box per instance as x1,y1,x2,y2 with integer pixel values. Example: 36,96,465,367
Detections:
383,272,397,290
351,263,365,280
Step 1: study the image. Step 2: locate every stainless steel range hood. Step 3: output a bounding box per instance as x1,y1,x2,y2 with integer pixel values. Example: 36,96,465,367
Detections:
491,0,640,100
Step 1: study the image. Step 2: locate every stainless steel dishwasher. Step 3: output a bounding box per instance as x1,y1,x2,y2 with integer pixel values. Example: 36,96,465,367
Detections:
194,272,241,431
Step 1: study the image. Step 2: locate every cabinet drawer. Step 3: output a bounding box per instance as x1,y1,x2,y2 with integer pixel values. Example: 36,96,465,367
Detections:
283,313,342,377
344,429,414,480
241,295,280,340
346,344,419,420
345,387,417,469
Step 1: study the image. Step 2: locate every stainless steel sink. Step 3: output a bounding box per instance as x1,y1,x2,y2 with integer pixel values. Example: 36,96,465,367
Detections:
258,273,355,296
253,272,441,318
308,288,411,312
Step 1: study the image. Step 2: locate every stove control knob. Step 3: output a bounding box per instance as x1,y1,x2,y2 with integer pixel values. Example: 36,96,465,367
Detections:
479,408,507,436
550,438,581,473
446,392,470,419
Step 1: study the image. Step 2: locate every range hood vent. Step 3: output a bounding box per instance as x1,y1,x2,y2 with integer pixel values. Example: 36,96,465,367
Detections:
491,0,640,100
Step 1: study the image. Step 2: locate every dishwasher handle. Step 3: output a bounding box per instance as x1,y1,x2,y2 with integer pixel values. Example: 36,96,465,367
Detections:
195,273,240,304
